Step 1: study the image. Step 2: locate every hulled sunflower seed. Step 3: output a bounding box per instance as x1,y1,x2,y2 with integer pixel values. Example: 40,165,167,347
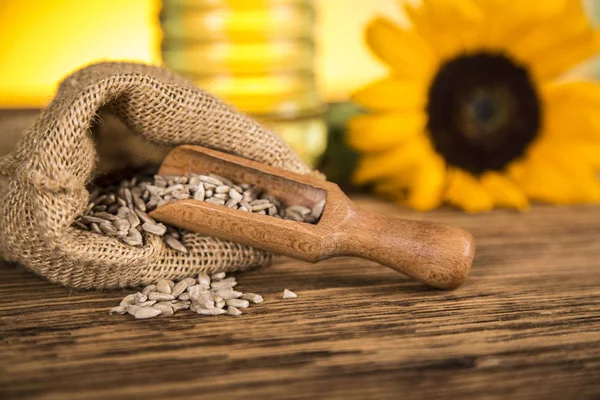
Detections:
282,289,298,299
137,300,157,307
134,307,162,319
227,306,242,316
171,280,191,297
198,175,222,186
198,272,211,287
216,290,243,300
148,292,175,301
153,303,174,316
142,222,167,236
142,284,157,296
164,235,188,253
172,301,191,312
134,208,156,225
134,292,147,304
120,293,136,306
193,183,205,201
178,293,190,301
156,279,172,294
242,293,264,304
110,305,128,315
312,199,326,219
211,272,226,281
196,307,226,316
226,299,249,309
73,221,89,231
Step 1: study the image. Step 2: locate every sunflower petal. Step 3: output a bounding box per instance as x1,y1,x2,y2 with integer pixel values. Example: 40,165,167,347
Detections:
352,136,431,184
444,168,494,212
406,154,447,211
347,113,425,153
352,76,427,112
508,2,600,80
514,153,600,204
365,17,435,77
480,171,529,210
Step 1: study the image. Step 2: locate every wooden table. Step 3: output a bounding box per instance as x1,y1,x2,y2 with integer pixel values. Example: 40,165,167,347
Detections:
1,198,599,400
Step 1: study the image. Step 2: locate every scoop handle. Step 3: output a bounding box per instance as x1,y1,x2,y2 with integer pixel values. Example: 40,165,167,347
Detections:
332,204,475,289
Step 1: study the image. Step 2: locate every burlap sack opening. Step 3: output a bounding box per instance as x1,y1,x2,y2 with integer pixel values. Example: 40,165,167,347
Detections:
0,62,313,289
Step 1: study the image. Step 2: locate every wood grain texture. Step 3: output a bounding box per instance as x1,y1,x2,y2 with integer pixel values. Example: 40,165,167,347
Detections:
151,145,474,289
1,198,600,400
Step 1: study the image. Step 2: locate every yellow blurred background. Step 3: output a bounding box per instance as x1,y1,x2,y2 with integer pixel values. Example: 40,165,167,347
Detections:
0,0,405,107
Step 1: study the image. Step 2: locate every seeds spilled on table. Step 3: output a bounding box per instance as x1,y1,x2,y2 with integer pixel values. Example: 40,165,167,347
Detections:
74,172,326,252
111,272,264,319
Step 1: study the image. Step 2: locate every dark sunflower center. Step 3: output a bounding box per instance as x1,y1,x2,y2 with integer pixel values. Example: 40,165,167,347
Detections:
426,52,541,174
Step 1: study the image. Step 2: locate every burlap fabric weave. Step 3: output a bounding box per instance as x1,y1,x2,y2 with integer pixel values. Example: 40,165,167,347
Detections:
0,62,313,289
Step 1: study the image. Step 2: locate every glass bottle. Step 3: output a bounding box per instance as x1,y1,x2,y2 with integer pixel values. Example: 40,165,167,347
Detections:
160,0,327,167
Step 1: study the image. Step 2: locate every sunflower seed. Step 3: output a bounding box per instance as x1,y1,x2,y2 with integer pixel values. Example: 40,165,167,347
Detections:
226,299,249,309
134,307,162,319
213,185,228,194
99,222,119,236
210,173,234,187
196,307,226,316
153,303,174,316
137,300,157,307
93,205,107,212
81,215,107,225
110,305,127,315
134,292,147,304
187,284,202,302
193,183,205,201
210,279,236,290
229,188,242,201
148,292,175,301
211,272,226,281
171,280,191,297
178,292,190,301
90,223,102,234
164,235,188,253
73,220,89,231
126,305,141,316
198,175,222,186
312,199,326,219
283,289,298,299
216,290,243,300
134,208,156,225
120,293,136,306
142,222,167,236
227,306,242,316
206,197,225,205
172,301,191,312
142,284,157,296
242,293,264,304
126,211,140,228
156,279,172,294
133,194,146,211
215,298,226,309
198,272,211,287
124,228,143,246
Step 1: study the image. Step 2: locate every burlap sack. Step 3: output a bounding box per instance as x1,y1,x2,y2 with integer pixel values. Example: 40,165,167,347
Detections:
0,62,313,289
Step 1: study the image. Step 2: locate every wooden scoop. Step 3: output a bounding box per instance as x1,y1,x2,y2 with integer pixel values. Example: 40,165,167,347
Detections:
150,145,475,289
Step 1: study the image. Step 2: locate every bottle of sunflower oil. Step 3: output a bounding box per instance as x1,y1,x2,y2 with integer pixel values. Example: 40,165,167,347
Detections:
160,0,327,167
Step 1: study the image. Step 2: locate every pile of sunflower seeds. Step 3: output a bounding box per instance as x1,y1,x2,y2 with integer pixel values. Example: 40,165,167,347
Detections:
110,271,264,319
74,172,325,253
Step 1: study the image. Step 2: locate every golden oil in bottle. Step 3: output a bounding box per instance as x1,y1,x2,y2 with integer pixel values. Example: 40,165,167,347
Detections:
160,0,326,167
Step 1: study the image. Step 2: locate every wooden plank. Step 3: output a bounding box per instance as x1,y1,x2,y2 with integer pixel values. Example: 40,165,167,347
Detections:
1,197,599,400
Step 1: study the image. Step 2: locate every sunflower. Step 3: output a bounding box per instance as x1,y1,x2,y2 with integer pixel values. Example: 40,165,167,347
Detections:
348,0,600,212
